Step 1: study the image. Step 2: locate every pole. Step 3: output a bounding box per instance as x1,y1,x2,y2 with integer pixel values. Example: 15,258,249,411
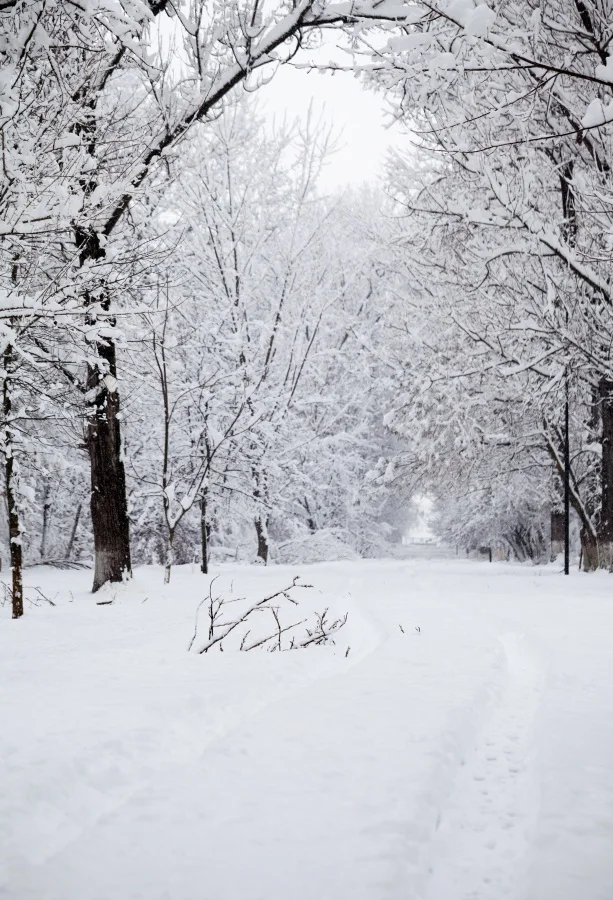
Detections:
564,367,570,574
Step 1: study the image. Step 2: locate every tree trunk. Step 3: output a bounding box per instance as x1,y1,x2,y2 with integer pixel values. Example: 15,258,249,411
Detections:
581,528,600,572
75,102,131,590
303,496,317,533
86,350,131,592
599,378,613,570
2,345,23,619
550,509,565,562
65,503,82,561
509,527,530,561
200,494,210,575
164,528,174,584
252,468,269,565
40,479,51,561
544,429,598,569
254,516,269,565
6,453,23,619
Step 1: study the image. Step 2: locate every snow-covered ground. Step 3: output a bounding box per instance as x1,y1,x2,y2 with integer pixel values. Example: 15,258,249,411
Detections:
1,559,612,900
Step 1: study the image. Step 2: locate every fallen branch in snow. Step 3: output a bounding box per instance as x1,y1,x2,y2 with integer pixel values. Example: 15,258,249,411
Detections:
188,576,224,651
30,586,57,607
240,615,307,652
1,583,57,609
296,609,349,649
196,576,308,654
189,577,348,654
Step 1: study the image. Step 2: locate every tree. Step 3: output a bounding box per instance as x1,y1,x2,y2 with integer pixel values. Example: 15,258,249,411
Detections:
370,0,613,566
1,0,446,590
121,103,402,574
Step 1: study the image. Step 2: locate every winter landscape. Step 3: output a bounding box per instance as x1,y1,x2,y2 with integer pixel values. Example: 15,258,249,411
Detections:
2,1,613,899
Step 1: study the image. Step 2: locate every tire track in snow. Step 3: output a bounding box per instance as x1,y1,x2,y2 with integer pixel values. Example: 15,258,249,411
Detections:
421,633,545,900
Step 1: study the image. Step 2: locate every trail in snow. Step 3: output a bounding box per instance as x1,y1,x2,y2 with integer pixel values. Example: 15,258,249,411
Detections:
2,559,613,900
423,634,544,900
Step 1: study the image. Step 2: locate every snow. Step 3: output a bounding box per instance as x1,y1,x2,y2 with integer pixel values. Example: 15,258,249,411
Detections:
595,56,613,85
581,98,613,129
1,559,613,900
464,5,496,38
445,0,495,36
428,52,457,72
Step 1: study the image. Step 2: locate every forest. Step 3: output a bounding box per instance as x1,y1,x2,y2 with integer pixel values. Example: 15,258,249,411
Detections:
2,4,613,900
2,1,613,618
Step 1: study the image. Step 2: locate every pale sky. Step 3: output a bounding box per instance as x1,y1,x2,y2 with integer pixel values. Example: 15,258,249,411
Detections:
257,65,402,189
159,14,403,189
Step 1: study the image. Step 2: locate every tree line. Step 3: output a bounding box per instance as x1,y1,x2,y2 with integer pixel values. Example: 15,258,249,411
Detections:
2,1,613,618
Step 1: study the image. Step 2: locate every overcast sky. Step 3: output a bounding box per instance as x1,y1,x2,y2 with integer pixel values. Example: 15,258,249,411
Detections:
257,65,403,189
159,16,403,188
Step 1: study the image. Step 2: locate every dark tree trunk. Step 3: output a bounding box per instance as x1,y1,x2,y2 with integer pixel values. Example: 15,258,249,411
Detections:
550,509,565,562
200,494,211,575
74,91,131,592
6,453,23,619
513,529,528,561
303,496,317,533
255,516,269,565
2,345,23,619
252,468,269,565
86,347,131,592
40,479,51,561
599,378,613,569
65,503,82,561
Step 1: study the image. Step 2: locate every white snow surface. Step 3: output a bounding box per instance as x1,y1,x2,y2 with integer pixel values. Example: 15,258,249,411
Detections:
1,559,613,900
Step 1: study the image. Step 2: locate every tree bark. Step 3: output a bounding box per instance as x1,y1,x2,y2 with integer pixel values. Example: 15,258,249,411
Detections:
581,528,600,572
2,345,23,619
5,453,23,619
65,502,82,561
254,516,269,565
550,509,565,562
86,347,131,592
200,494,211,574
599,378,613,569
40,479,51,561
164,528,174,584
303,496,317,533
75,85,132,592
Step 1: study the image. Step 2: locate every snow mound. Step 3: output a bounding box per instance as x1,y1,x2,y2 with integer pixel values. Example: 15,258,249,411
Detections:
273,529,360,564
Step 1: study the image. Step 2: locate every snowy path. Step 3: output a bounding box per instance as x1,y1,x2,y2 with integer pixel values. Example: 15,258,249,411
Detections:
423,634,544,900
1,560,613,899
